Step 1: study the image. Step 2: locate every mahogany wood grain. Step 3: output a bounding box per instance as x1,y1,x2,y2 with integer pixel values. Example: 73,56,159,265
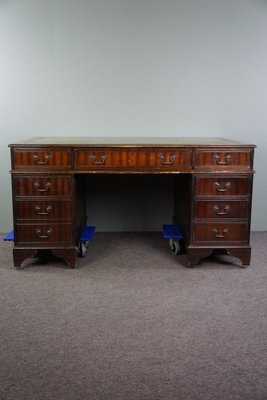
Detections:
15,223,73,245
74,148,192,170
194,200,249,218
194,149,253,169
13,176,72,197
195,176,251,196
15,200,72,220
12,149,71,168
193,222,248,243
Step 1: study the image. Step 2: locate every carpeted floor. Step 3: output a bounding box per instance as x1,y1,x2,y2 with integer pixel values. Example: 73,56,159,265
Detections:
0,231,266,400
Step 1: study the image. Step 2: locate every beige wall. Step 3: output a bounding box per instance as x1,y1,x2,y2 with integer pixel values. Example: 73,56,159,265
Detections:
1,0,267,231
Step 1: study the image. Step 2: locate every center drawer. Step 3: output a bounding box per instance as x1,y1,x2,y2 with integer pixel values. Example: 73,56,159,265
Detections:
74,148,192,170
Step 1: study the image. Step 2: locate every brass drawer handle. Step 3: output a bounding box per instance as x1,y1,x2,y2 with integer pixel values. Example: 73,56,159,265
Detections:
90,154,107,165
214,182,231,192
212,228,228,238
33,154,50,165
34,205,53,216
36,228,52,239
213,205,230,216
33,182,51,192
214,153,232,165
159,154,176,165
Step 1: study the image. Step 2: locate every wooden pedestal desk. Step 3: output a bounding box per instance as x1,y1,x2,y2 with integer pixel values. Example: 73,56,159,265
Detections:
9,137,256,268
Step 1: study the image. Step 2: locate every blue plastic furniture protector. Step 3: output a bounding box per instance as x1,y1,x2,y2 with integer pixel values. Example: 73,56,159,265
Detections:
3,231,14,241
162,224,183,239
80,226,96,242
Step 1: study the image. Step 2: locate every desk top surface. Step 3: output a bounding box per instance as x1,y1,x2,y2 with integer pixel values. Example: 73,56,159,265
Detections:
10,137,255,147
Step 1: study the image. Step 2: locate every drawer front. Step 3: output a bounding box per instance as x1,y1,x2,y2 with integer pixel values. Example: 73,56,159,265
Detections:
194,200,249,218
15,223,72,245
13,176,71,197
74,149,191,170
195,176,251,196
12,149,71,168
193,222,248,243
15,200,71,220
194,149,253,169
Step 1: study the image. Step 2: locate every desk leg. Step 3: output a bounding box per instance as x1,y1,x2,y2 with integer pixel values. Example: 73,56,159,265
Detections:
225,247,251,267
13,248,78,269
186,248,213,267
52,249,78,268
186,247,251,267
13,248,39,268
